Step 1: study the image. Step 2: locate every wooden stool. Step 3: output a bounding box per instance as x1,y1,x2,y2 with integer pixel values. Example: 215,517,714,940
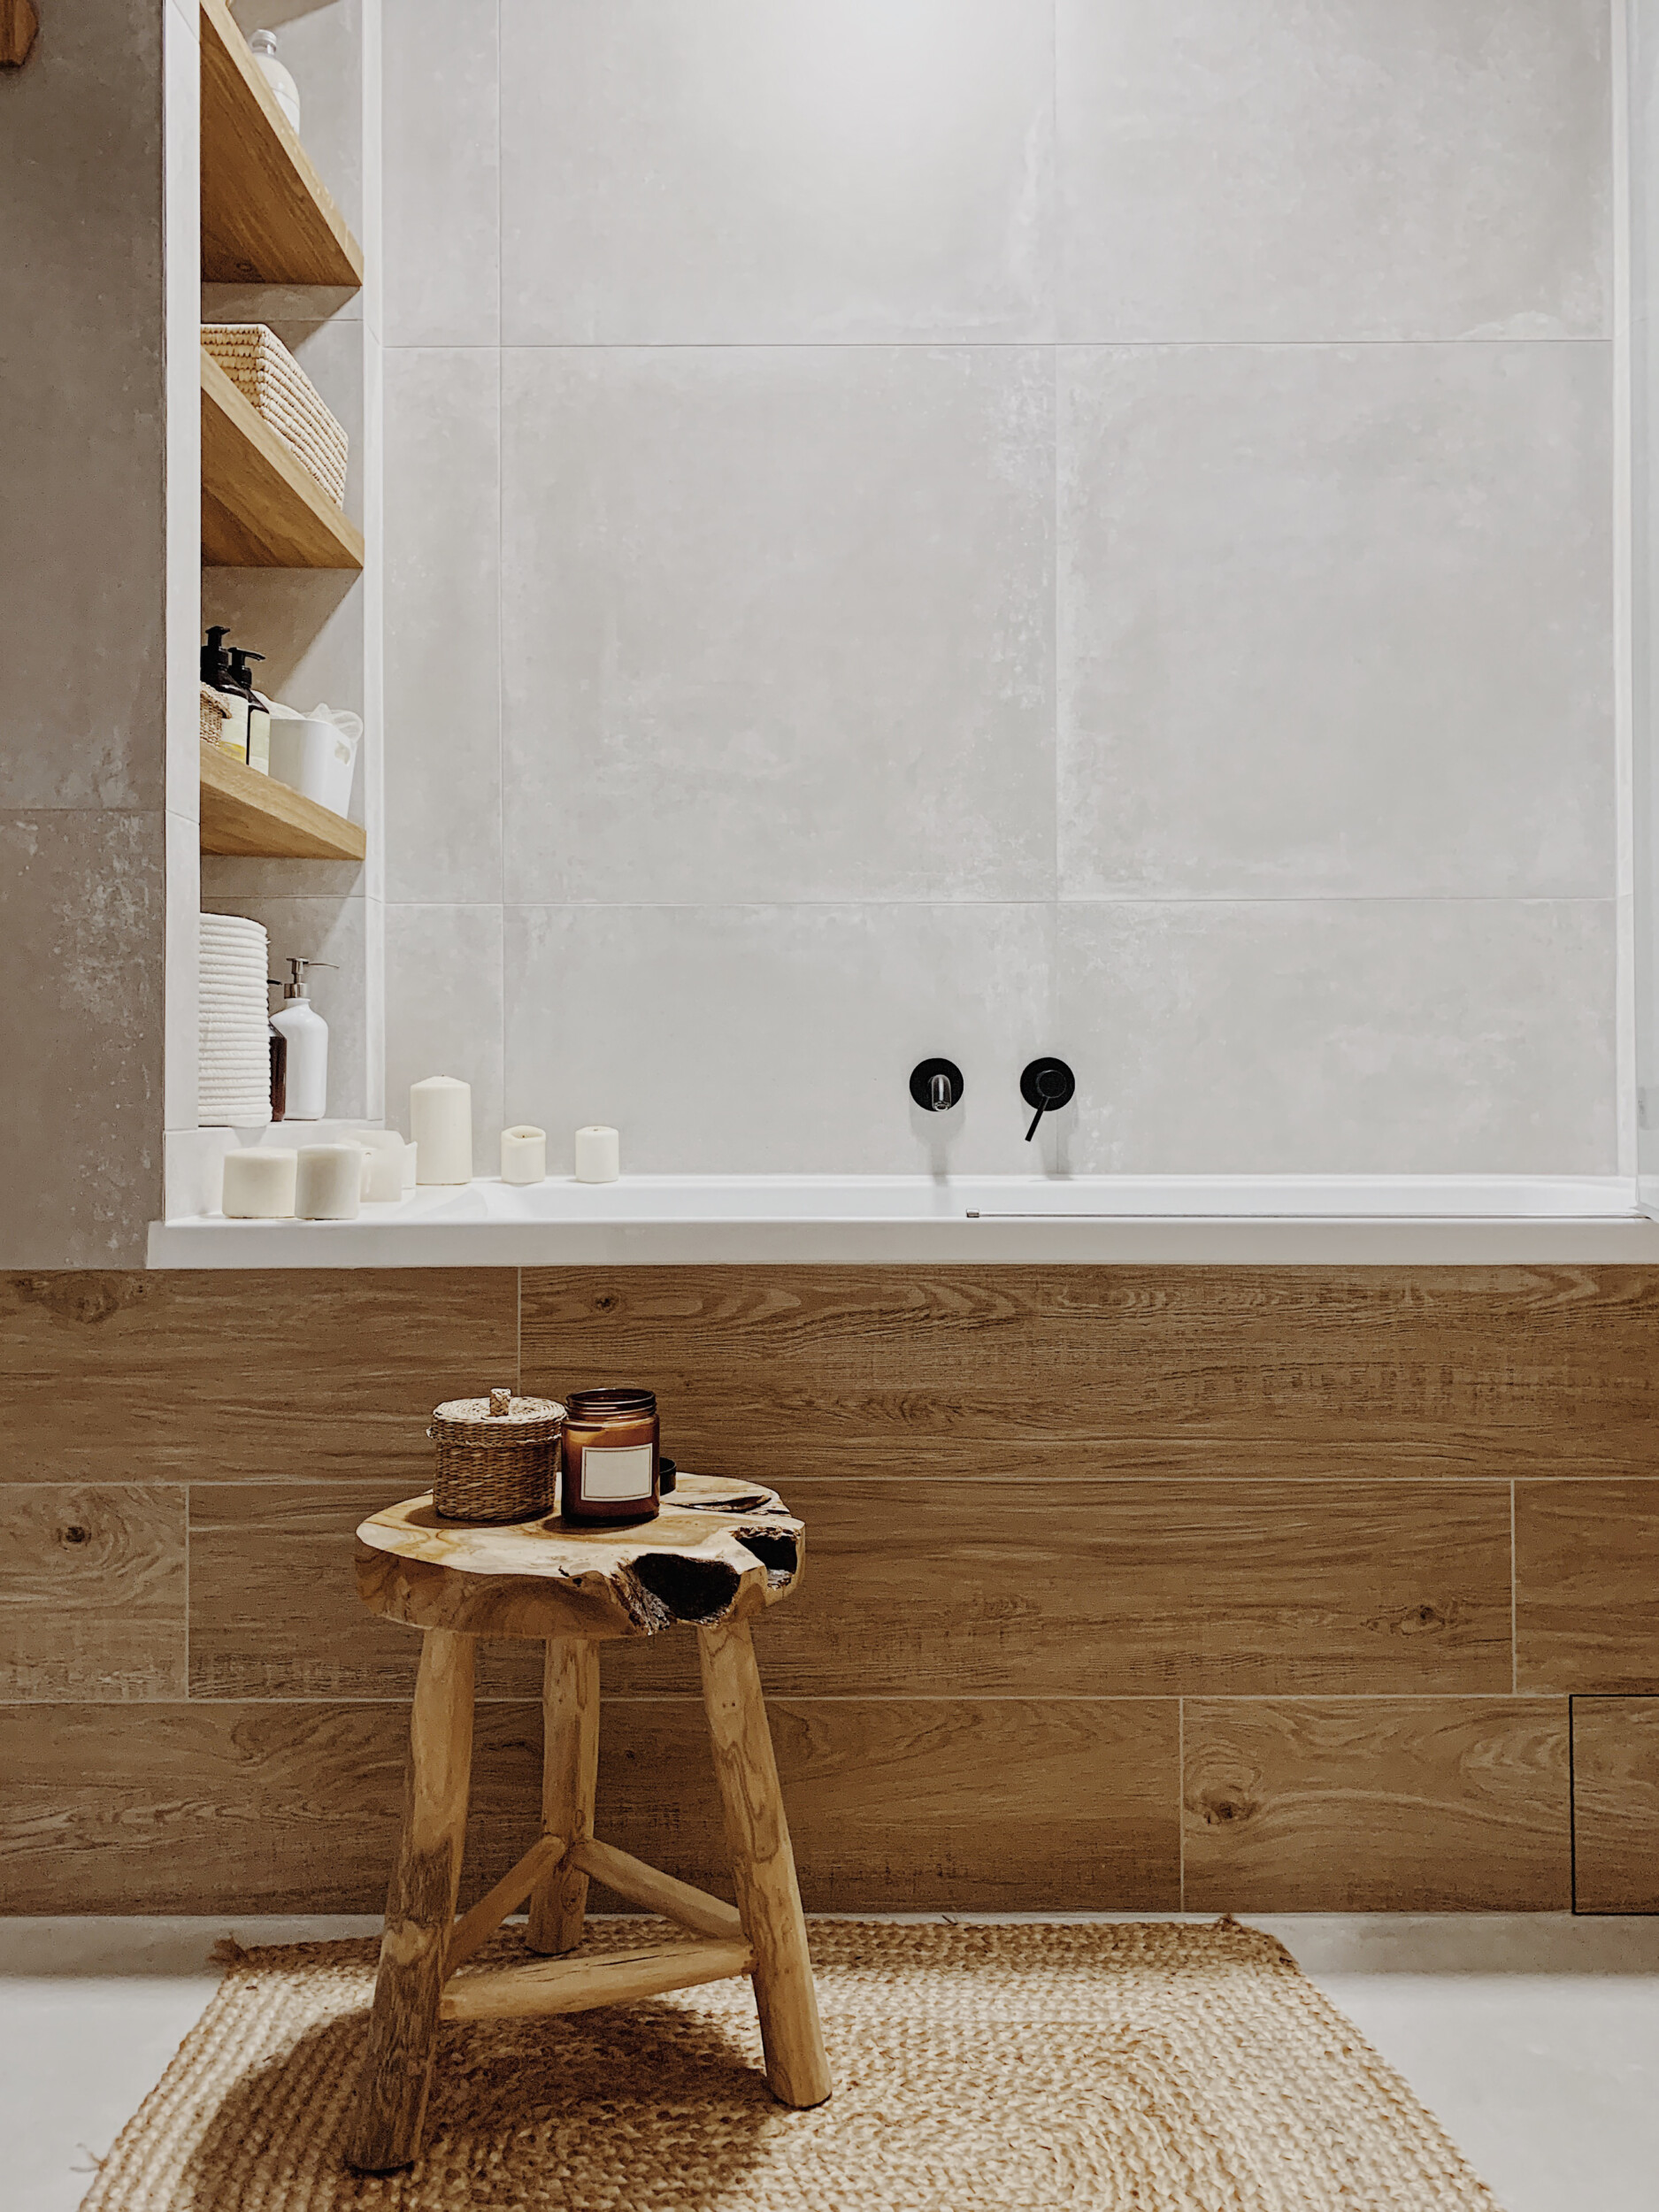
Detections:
345,1473,832,2173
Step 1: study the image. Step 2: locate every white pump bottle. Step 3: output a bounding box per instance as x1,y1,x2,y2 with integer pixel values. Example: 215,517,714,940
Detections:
271,956,334,1121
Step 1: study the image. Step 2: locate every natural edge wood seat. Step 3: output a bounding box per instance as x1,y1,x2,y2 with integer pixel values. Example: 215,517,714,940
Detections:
346,1474,831,2173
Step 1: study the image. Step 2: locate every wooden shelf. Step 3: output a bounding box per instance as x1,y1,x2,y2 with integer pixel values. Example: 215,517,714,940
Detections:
200,0,364,287
200,740,367,861
201,349,365,570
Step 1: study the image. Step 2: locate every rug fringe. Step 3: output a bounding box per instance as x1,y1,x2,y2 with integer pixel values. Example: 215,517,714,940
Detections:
207,1934,250,1970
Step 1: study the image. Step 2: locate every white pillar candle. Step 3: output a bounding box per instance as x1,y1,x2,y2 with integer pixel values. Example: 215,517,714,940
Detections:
574,1124,619,1183
357,1128,408,1202
221,1147,297,1218
501,1124,547,1184
295,1143,362,1220
411,1076,472,1185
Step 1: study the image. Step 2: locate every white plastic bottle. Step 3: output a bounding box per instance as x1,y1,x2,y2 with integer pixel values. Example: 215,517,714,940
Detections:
270,957,334,1121
249,28,301,134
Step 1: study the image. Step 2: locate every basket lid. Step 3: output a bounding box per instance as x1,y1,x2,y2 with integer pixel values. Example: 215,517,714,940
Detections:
430,1390,565,1443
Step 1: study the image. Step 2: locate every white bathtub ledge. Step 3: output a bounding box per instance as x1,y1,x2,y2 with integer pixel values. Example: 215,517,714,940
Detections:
146,1174,1659,1266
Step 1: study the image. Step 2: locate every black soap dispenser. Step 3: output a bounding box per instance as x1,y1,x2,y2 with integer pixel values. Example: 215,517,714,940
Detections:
201,626,249,758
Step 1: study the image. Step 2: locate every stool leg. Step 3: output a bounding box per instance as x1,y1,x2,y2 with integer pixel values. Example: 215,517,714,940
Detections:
346,1628,476,2173
525,1635,600,1955
697,1619,832,2109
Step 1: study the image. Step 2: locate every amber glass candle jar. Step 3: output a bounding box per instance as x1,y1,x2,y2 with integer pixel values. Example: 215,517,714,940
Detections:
561,1386,660,1525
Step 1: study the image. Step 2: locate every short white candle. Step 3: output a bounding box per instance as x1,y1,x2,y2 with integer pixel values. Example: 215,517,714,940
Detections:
411,1076,472,1184
501,1125,547,1185
364,1147,405,1202
295,1143,362,1220
221,1147,297,1218
574,1124,619,1183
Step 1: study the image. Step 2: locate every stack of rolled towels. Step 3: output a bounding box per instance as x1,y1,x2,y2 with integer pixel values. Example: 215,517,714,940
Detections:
198,912,272,1127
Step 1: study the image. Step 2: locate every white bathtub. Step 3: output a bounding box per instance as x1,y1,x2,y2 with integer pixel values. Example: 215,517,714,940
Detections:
147,1171,1659,1265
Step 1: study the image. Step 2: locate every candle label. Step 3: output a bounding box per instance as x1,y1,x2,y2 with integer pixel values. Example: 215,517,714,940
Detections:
579,1443,653,1502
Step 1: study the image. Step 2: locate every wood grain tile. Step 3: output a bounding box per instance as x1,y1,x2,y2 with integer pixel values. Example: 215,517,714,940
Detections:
0,1271,518,1485
0,1695,1178,1914
188,1484,541,1700
602,1478,1513,1699
0,1485,186,1700
1183,1698,1571,1911
595,1698,1181,1913
0,1701,545,1914
1516,1481,1659,1693
522,1266,1659,1480
1571,1698,1659,1913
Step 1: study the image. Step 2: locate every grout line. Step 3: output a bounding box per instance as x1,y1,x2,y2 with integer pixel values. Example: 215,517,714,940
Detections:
375,336,1615,352
42,1691,1561,1710
1510,1479,1518,1694
1568,1694,1579,1914
1177,1696,1185,1913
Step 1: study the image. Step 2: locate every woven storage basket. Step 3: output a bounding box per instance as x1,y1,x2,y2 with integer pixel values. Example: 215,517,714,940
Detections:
199,682,233,747
429,1387,565,1523
202,323,349,508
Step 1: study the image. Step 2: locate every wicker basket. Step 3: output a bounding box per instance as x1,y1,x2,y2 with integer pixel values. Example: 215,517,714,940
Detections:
429,1387,565,1523
200,682,234,748
202,322,349,508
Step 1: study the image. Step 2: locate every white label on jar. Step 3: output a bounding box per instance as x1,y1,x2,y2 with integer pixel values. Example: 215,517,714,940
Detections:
580,1442,653,1502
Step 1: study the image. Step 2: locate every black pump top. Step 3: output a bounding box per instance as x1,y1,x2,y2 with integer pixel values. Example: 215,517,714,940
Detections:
201,625,232,684
227,647,265,686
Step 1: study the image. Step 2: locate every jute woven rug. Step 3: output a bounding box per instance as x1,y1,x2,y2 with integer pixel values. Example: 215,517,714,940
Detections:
81,1918,1502,2211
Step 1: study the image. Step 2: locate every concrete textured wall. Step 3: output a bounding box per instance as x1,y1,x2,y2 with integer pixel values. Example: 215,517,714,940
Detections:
0,4,170,1263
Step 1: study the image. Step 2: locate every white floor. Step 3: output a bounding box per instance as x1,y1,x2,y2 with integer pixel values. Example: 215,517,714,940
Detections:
3,1913,1655,2212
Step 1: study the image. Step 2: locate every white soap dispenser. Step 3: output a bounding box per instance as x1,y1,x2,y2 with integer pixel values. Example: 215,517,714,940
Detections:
249,27,301,134
270,957,334,1121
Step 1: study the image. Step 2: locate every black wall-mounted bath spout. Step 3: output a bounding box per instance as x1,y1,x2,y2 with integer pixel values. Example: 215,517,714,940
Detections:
1020,1056,1075,1140
910,1058,964,1112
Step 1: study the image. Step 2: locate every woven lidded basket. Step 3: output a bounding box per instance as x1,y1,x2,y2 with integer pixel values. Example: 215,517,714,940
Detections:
202,322,349,508
429,1387,565,1523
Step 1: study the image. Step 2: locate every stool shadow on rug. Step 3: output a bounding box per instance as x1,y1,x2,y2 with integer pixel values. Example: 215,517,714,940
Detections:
174,1948,782,2209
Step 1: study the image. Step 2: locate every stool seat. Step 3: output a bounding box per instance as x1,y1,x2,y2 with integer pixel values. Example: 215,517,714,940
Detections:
345,1473,831,2175
356,1473,805,1642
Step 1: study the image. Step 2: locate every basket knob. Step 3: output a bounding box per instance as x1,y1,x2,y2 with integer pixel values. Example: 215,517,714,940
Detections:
488,1386,512,1418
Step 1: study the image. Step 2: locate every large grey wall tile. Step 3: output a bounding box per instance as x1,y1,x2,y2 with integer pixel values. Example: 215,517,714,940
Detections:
503,902,1056,1174
1056,899,1616,1174
0,1,165,810
0,813,165,1265
500,0,1052,342
382,0,498,344
384,904,503,1165
1057,0,1609,341
384,350,501,904
502,345,1055,905
1059,342,1612,899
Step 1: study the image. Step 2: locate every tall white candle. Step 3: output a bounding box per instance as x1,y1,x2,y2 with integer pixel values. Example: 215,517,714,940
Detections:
295,1143,362,1220
574,1124,619,1183
411,1076,472,1184
501,1125,547,1185
221,1148,297,1218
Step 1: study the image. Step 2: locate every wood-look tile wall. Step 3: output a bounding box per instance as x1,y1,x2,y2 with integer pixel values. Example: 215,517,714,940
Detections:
4,1265,1656,1915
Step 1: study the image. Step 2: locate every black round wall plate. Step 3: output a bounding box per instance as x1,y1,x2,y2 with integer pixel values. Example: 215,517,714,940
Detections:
1019,1056,1076,1111
910,1057,964,1111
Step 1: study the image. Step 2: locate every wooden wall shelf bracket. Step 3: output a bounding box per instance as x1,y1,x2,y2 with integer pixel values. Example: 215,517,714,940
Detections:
199,738,366,862
199,0,364,286
201,349,365,571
